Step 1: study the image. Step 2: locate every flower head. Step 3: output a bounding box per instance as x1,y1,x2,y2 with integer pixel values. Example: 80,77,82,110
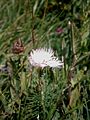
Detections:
28,48,63,69
56,27,63,35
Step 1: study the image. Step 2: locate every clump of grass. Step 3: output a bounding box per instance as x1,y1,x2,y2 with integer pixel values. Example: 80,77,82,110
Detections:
0,0,90,120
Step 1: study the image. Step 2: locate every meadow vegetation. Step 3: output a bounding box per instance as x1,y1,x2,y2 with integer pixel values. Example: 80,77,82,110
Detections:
0,0,90,120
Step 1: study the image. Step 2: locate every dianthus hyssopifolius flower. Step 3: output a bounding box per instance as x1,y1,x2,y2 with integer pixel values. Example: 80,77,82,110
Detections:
28,48,64,69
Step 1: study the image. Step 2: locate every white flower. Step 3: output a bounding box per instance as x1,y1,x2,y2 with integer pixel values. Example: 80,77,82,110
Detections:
28,48,63,68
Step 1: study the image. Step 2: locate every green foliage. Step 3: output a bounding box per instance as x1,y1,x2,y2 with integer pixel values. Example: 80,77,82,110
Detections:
0,0,90,120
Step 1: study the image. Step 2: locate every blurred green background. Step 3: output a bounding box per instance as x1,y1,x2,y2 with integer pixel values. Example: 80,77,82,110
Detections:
0,0,90,120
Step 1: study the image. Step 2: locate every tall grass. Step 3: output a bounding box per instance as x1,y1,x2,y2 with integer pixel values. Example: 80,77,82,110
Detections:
0,0,90,120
